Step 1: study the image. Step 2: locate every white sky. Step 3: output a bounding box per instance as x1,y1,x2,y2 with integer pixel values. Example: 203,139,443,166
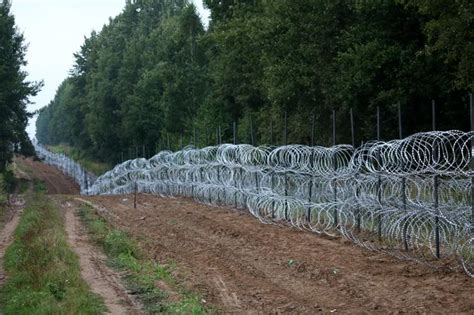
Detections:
10,0,210,138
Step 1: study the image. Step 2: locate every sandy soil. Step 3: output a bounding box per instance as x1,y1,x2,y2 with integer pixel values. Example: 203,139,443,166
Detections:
81,194,474,314
57,198,142,315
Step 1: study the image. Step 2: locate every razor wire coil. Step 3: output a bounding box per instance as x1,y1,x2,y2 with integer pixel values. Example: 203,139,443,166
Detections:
34,131,474,277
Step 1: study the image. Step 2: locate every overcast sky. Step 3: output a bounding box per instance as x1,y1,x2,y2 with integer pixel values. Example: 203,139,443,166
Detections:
10,0,210,138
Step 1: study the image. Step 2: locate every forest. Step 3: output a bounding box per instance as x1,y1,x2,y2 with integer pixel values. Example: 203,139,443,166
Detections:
0,0,40,172
35,0,473,165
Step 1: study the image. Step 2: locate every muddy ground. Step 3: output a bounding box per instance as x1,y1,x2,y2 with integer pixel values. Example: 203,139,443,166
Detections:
11,157,474,314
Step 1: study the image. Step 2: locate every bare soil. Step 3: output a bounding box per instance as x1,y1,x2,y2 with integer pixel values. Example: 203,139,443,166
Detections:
81,194,474,314
0,158,29,286
57,198,142,315
14,157,474,314
0,196,23,286
17,156,79,194
13,157,141,314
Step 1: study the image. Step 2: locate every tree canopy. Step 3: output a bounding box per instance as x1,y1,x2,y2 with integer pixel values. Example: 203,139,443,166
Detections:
0,0,41,171
36,0,473,164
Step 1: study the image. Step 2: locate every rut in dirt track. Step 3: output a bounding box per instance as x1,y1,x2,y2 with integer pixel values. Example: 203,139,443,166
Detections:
86,194,474,314
12,157,142,314
0,159,29,287
0,197,23,287
57,198,142,314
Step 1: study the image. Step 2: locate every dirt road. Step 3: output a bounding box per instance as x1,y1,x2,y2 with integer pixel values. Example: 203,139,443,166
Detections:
0,158,29,286
83,194,474,314
10,157,141,314
0,196,23,286
57,198,141,314
11,157,474,314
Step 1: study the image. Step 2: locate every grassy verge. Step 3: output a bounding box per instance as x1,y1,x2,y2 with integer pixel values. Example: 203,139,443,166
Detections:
0,189,106,314
78,204,211,314
47,144,111,176
0,169,15,226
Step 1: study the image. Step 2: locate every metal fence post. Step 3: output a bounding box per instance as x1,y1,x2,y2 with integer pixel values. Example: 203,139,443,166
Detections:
399,102,409,251
307,111,316,223
284,111,289,220
134,181,137,209
219,125,223,144
250,115,255,146
333,109,338,227
470,93,474,236
270,119,274,145
351,108,361,232
377,106,382,240
233,121,237,145
432,100,441,258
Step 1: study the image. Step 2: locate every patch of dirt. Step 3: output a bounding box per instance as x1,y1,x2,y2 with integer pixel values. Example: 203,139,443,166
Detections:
57,197,142,315
0,196,24,286
16,156,79,195
82,194,474,314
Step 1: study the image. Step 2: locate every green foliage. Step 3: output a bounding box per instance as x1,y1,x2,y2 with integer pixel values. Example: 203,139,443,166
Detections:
0,1,41,171
36,0,473,162
79,204,210,314
37,1,207,162
1,169,15,193
0,192,106,314
0,173,6,219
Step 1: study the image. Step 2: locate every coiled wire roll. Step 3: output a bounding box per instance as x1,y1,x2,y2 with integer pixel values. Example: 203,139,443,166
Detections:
36,131,474,277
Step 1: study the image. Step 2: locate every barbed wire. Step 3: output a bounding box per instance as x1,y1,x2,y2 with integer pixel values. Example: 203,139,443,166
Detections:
34,142,96,194
34,131,474,277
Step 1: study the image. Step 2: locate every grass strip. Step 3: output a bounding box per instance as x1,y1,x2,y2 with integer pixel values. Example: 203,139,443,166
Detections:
0,190,106,314
0,173,7,226
78,204,211,314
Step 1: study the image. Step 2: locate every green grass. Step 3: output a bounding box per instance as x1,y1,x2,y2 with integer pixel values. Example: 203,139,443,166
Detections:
78,204,211,314
0,169,16,227
0,190,106,315
47,145,111,176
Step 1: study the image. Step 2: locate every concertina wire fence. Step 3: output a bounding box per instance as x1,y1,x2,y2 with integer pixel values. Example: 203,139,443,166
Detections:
34,131,474,277
34,142,97,193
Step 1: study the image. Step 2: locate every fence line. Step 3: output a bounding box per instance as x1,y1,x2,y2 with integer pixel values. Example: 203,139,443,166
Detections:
35,132,474,277
34,142,97,194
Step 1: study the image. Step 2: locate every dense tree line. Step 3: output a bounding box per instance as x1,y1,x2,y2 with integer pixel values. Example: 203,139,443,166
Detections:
36,0,473,164
0,0,40,171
